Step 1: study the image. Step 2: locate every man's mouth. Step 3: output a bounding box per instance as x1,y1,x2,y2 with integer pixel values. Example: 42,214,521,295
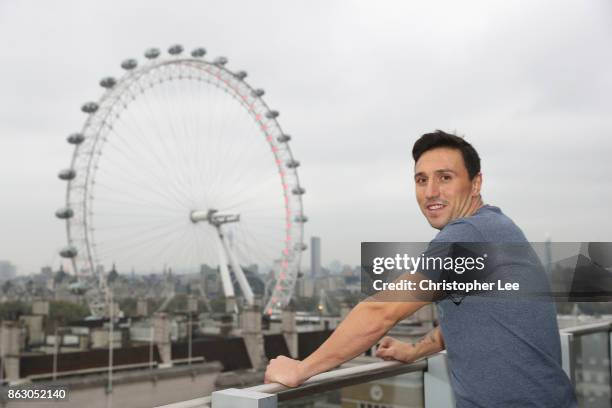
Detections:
426,203,447,211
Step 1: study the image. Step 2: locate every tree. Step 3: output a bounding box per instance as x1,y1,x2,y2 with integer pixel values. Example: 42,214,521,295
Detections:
49,300,89,325
0,301,30,320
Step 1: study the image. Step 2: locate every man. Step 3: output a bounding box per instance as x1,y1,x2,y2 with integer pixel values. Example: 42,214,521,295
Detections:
265,130,577,407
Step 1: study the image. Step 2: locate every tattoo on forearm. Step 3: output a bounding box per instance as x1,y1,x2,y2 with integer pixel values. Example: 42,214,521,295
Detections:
414,329,439,348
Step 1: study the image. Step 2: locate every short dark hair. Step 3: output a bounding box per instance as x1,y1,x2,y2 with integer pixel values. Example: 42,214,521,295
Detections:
412,130,481,179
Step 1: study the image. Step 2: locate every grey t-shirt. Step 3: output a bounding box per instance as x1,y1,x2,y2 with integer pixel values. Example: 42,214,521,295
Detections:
427,205,577,408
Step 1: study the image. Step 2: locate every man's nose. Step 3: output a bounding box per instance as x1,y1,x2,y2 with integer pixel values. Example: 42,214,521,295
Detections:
425,179,440,199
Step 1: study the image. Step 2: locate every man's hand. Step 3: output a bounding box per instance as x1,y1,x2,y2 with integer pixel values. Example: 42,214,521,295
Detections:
264,355,306,388
375,336,417,363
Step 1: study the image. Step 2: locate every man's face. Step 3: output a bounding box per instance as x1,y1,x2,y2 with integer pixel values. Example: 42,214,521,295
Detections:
414,147,482,230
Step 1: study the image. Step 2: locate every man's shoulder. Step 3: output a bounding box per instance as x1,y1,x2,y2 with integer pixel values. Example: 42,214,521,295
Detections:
436,205,527,243
434,219,485,243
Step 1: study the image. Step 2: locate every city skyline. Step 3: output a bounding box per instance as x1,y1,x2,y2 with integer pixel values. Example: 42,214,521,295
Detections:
1,0,612,274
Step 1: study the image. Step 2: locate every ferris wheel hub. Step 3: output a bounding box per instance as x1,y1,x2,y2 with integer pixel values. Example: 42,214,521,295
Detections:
190,209,240,227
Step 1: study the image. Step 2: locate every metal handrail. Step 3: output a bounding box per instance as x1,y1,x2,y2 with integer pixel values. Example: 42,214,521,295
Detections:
561,321,612,336
155,359,428,408
155,396,211,408
249,359,427,401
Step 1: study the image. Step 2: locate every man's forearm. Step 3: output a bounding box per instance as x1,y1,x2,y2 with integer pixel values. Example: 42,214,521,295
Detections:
298,300,428,381
411,326,445,358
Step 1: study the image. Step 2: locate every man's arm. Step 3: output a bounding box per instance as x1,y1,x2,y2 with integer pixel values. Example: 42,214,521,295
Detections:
264,299,429,387
376,326,445,363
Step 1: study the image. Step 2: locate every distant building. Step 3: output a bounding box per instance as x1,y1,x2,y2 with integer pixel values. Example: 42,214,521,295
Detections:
310,236,321,278
296,277,315,298
0,260,17,280
40,266,53,277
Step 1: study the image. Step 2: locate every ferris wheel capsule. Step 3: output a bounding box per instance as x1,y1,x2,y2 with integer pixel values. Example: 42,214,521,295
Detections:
81,102,99,114
251,89,265,97
144,48,161,59
286,159,300,169
99,77,117,89
121,59,138,70
191,47,206,58
55,207,74,219
277,134,291,143
168,44,184,55
234,71,247,80
294,243,308,251
59,245,78,258
58,168,76,180
213,56,228,66
265,110,279,119
292,186,305,195
67,133,85,144
294,215,308,223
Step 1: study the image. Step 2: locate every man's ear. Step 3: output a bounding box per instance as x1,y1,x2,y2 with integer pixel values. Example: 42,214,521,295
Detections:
471,173,482,197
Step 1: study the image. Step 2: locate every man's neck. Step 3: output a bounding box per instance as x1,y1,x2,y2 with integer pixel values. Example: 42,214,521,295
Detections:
463,196,484,218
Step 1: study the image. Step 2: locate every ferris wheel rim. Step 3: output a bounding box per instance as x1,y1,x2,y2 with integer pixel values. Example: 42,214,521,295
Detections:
59,46,307,315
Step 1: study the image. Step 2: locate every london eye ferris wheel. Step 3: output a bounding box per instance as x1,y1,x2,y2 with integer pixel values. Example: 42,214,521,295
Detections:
56,45,307,317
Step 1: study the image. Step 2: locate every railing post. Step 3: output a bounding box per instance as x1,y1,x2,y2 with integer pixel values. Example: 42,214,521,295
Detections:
559,332,575,384
211,388,277,408
424,353,455,408
609,330,612,384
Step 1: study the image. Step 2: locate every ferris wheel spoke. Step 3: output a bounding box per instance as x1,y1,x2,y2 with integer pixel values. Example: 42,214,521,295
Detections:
176,230,206,270
242,226,286,249
211,133,278,202
152,70,201,204
93,177,189,216
117,76,197,206
177,75,210,198
140,227,196,271
205,121,270,203
92,216,185,231
203,79,254,204
93,165,187,207
184,227,206,269
212,128,284,199
159,74,199,202
190,225,220,269
95,222,191,262
217,174,282,212
203,77,237,203
176,77,203,204
96,141,197,210
175,227,217,271
190,78,217,205
94,219,189,247
93,176,188,214
109,99,186,183
193,77,220,205
92,210,183,219
91,198,183,217
234,223,283,259
233,238,277,271
102,125,196,208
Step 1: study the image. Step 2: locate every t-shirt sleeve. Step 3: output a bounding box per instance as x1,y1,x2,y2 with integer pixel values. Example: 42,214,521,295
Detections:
432,220,484,244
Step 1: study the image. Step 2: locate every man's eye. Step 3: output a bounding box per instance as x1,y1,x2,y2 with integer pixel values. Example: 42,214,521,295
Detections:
416,178,426,184
440,175,452,182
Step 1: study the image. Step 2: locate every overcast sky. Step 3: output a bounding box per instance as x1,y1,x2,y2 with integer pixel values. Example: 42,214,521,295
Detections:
1,0,611,275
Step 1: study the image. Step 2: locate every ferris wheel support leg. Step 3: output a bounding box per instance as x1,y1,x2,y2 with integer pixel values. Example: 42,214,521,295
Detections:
215,235,236,300
220,233,255,306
